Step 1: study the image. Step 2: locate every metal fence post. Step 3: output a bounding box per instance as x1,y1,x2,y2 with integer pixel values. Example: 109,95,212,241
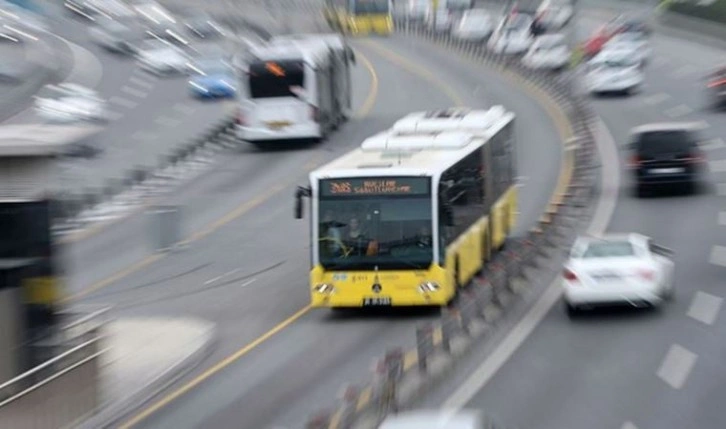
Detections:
415,323,434,374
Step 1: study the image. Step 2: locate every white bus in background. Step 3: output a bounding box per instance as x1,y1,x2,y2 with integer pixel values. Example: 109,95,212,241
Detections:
236,40,350,145
268,33,355,121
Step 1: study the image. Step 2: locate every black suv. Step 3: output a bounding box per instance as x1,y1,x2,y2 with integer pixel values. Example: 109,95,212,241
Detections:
627,123,706,196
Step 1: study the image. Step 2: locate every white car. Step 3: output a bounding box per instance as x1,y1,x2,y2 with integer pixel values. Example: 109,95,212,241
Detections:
487,13,534,54
536,0,573,30
34,83,107,123
521,33,570,70
136,39,190,75
425,8,452,32
562,233,674,316
584,49,644,94
452,9,494,41
406,0,430,22
603,31,651,65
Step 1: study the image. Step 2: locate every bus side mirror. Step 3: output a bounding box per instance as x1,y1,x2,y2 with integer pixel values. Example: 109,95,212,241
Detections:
294,186,311,219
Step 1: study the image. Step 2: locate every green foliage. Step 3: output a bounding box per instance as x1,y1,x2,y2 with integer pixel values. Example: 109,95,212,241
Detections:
668,0,726,24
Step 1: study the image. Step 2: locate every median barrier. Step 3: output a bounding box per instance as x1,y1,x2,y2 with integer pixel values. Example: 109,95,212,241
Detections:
304,21,601,429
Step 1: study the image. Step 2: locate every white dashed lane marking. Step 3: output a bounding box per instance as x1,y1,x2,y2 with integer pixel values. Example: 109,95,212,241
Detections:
129,76,155,89
700,138,725,151
671,64,698,79
687,291,723,326
657,344,697,390
173,103,196,115
642,93,670,106
121,85,148,98
109,96,139,109
664,104,693,118
621,422,638,429
708,159,726,173
709,245,726,267
154,116,182,127
719,212,726,226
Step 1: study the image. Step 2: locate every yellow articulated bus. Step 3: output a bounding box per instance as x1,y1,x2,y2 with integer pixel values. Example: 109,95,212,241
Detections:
324,0,394,36
294,106,518,308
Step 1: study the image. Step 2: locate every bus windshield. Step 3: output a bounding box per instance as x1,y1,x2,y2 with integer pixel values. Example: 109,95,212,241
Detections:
352,0,389,14
248,60,305,99
317,177,433,270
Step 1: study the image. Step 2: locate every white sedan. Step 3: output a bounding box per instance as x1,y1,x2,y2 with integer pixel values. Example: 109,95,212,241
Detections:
603,31,651,65
136,38,190,76
562,233,674,316
584,49,644,95
34,83,107,123
452,9,494,41
521,33,570,70
487,14,534,54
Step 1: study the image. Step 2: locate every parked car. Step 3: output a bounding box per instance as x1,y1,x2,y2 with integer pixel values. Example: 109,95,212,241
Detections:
34,83,107,123
452,9,494,41
521,33,570,70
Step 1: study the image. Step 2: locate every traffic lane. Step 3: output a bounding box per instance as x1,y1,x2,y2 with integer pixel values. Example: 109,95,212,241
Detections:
420,66,726,429
62,54,373,297
377,34,564,236
117,37,567,429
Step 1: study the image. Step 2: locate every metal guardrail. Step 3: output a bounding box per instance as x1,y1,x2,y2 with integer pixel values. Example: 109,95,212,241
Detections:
305,19,600,429
0,335,107,429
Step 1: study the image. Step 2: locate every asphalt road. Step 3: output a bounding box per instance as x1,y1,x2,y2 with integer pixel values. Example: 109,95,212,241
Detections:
62,21,566,429
3,2,236,196
416,5,726,429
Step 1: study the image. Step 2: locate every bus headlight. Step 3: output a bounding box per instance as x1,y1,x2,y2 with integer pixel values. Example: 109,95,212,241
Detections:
418,282,440,293
313,283,336,294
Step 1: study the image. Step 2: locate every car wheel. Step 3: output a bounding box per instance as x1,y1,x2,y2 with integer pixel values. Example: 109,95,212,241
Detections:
662,285,674,302
636,183,649,198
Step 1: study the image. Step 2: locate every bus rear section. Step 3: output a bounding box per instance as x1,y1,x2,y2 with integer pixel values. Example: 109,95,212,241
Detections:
348,0,393,35
237,59,323,144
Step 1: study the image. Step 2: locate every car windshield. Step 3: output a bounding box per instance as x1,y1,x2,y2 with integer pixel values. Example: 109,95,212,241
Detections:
248,59,305,99
635,130,696,156
581,241,635,258
317,177,433,270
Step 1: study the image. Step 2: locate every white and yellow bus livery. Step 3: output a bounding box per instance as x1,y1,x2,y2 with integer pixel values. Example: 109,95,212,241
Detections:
294,106,517,308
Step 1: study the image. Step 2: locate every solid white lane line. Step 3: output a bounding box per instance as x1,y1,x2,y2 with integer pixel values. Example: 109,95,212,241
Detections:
657,344,697,390
443,118,620,411
642,93,670,106
716,184,726,196
687,291,723,326
121,86,148,98
54,36,104,88
129,76,155,89
719,212,726,226
664,104,693,118
203,268,241,285
621,422,639,429
709,245,726,267
700,138,725,151
240,278,257,288
708,159,726,173
109,96,139,109
154,116,182,127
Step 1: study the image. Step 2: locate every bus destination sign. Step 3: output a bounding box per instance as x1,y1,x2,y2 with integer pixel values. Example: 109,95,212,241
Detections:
320,177,429,196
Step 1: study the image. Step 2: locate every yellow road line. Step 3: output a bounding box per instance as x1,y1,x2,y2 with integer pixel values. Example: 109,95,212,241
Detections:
120,44,468,429
65,51,380,303
355,386,373,411
359,39,467,108
117,305,312,429
402,349,418,371
327,409,343,429
432,326,443,346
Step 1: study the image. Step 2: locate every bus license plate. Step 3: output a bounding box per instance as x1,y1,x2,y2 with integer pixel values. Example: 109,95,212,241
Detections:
363,297,392,306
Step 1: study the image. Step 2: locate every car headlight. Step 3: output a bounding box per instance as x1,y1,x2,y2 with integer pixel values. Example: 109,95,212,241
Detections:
417,282,440,293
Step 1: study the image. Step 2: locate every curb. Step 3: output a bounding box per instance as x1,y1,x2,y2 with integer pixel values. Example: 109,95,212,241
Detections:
304,21,602,429
75,319,218,429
